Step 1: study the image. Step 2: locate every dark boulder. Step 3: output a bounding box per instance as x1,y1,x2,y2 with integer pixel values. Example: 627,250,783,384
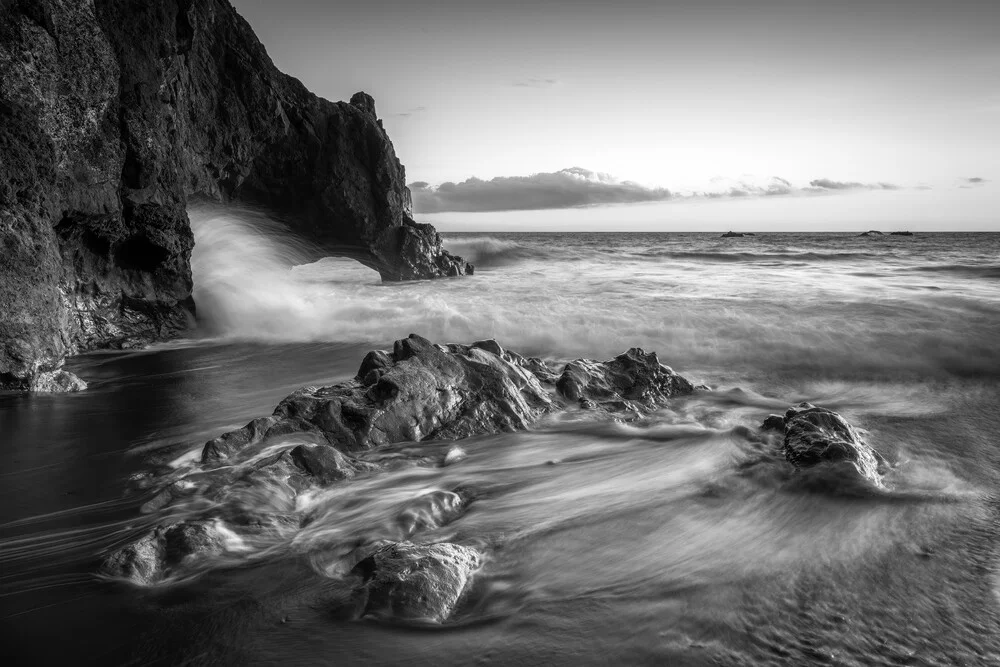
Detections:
763,403,885,485
202,335,553,462
721,231,745,238
0,0,469,391
352,541,483,623
556,348,696,412
101,519,228,584
289,444,359,484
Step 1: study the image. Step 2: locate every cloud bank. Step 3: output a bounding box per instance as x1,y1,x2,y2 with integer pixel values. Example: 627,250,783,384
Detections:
808,179,899,191
407,168,991,213
409,167,672,213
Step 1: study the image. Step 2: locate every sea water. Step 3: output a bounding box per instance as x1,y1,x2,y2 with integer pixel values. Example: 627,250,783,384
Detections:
2,210,999,665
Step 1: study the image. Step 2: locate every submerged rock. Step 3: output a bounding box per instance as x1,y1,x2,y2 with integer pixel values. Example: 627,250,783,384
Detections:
556,347,695,412
29,369,87,392
397,488,474,536
763,403,885,485
202,335,553,462
352,541,482,623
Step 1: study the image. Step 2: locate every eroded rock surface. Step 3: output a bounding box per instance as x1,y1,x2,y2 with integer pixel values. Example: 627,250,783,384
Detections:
762,402,886,485
0,0,469,390
203,335,553,462
352,541,483,623
556,347,696,413
101,520,229,585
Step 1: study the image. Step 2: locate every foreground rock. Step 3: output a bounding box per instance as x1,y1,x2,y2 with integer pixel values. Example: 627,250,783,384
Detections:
761,402,885,485
104,338,698,608
0,1,469,391
352,541,483,623
101,520,229,585
556,348,696,413
203,335,554,462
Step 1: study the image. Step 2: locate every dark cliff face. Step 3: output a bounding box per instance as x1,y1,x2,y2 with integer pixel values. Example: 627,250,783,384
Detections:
0,0,469,389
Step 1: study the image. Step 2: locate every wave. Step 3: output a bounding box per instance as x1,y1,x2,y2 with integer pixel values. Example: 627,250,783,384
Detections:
908,264,1000,279
442,236,551,266
639,250,884,263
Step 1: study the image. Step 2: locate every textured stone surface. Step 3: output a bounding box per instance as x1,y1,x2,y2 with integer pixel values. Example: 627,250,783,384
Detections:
352,541,482,623
29,368,88,392
765,402,885,485
202,335,553,462
0,0,469,390
555,347,696,412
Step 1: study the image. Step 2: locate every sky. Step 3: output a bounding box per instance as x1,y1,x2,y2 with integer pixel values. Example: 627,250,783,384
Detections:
232,0,999,230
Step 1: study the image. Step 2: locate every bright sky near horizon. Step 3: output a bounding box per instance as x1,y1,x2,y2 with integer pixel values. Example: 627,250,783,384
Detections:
232,0,999,230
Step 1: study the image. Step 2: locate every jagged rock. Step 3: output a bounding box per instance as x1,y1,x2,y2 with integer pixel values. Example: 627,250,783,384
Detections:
761,414,786,432
0,0,469,391
202,335,552,462
352,541,482,623
101,519,228,584
101,530,166,585
555,348,695,412
721,231,745,238
764,403,885,485
163,520,228,566
28,369,87,392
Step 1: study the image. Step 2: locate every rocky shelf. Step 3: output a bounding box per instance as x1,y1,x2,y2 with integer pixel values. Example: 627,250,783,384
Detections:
102,336,888,623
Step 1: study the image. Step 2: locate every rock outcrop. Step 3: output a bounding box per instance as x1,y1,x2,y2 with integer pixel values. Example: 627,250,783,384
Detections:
761,402,886,486
556,348,695,413
101,337,701,619
352,541,483,623
0,0,469,390
202,335,554,462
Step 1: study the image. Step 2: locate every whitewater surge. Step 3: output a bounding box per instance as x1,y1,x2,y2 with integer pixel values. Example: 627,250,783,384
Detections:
188,211,1000,379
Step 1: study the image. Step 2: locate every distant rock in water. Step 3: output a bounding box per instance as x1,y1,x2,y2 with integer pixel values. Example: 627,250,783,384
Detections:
761,403,886,486
352,541,483,623
0,0,469,391
721,231,746,238
890,231,914,236
858,230,885,237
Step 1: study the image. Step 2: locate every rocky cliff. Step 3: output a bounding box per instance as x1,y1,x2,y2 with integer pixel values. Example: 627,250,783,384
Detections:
0,0,469,390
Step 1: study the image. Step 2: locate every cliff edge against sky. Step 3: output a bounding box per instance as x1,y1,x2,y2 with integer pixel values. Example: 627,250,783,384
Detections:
0,0,469,390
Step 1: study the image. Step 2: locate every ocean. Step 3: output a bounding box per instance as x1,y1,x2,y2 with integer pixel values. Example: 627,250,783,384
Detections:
2,212,999,665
